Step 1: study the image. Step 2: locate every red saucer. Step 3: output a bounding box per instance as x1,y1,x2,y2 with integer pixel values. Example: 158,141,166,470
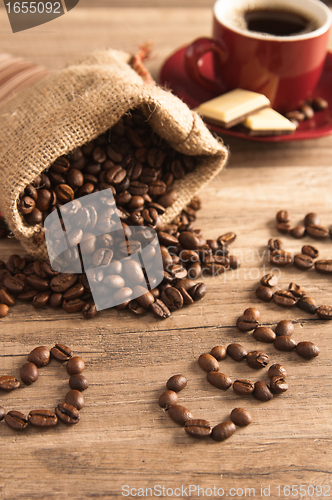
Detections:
159,45,332,142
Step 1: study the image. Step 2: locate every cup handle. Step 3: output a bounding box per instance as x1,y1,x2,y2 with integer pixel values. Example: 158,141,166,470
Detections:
184,37,228,94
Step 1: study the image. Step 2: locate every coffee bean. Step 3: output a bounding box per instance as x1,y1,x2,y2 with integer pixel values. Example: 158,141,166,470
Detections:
233,379,255,396
302,245,319,259
296,296,318,315
149,299,171,319
296,341,320,359
210,345,226,361
273,290,298,307
82,302,98,319
189,283,206,301
50,274,78,293
288,283,306,298
28,409,58,427
316,305,332,320
294,253,314,270
277,222,291,234
5,410,28,430
268,364,287,379
306,224,329,239
230,408,252,427
274,336,296,352
269,250,293,266
63,283,85,301
51,157,71,173
304,212,320,227
226,343,247,361
69,374,89,391
156,189,178,208
275,320,294,336
185,419,212,438
217,232,236,246
17,290,38,302
270,376,288,394
253,326,276,343
25,207,43,225
3,275,25,294
167,405,193,426
65,390,84,410
66,356,85,375
20,362,38,385
291,226,306,239
51,344,73,361
260,273,279,287
198,353,219,372
268,238,284,251
54,184,74,203
315,260,332,274
312,96,328,111
166,374,187,393
246,350,269,369
0,406,5,421
49,293,63,309
243,307,260,321
32,291,51,309
255,285,273,302
286,110,305,122
229,255,241,269
158,390,179,409
300,103,314,119
253,381,273,402
0,289,13,307
207,371,232,390
18,196,36,214
276,210,290,223
211,421,236,442
160,287,183,310
0,375,20,391
178,231,200,250
0,303,9,317
55,403,80,424
236,315,259,332
62,298,85,313
128,299,146,315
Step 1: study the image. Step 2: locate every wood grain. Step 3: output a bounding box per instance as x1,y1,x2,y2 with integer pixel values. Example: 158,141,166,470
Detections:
0,4,332,500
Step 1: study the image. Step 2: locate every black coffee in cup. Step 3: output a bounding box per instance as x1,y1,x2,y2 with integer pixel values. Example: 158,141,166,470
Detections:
245,7,318,36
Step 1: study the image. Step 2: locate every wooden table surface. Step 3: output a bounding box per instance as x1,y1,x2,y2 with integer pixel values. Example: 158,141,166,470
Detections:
0,2,332,499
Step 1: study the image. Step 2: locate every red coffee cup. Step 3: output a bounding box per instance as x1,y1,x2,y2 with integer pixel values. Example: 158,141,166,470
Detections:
184,0,332,113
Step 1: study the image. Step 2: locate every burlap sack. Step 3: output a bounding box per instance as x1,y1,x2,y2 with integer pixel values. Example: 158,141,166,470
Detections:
0,49,228,259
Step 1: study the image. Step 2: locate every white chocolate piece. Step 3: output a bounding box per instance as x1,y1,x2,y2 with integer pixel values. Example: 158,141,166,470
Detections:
196,88,270,128
242,107,297,135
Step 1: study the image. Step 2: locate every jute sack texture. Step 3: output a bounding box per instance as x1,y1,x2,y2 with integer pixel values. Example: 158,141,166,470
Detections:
0,49,229,259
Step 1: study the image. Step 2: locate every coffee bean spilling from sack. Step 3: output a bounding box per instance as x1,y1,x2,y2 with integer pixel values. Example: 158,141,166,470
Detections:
2,111,240,320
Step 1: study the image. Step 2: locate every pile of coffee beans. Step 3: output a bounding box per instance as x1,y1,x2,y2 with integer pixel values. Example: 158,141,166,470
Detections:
255,273,332,320
158,373,251,442
0,200,241,319
285,97,329,129
0,108,241,320
275,211,331,240
0,344,87,430
199,341,288,402
267,238,332,276
236,307,320,359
